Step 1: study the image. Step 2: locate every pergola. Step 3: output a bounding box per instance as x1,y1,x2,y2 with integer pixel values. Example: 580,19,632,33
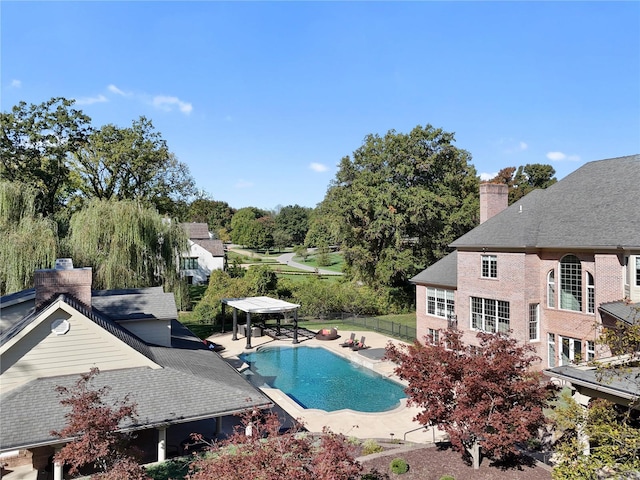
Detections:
221,296,301,349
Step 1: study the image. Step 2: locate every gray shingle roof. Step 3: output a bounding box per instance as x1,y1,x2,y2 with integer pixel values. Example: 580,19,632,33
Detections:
451,155,640,250
181,222,211,240
92,288,177,321
193,238,225,257
410,251,457,288
599,301,640,325
545,363,639,403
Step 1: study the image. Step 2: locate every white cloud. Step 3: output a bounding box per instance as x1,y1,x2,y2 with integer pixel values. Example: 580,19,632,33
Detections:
235,179,254,189
519,141,528,151
10,79,21,88
75,94,108,105
496,138,528,154
480,172,498,181
546,151,580,162
108,84,128,96
152,95,193,115
309,162,328,173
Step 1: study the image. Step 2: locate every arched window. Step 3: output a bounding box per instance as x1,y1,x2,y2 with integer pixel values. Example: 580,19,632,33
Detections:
560,255,582,311
547,270,555,308
587,272,595,314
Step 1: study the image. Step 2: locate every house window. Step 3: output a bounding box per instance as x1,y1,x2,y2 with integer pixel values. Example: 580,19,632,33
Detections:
481,255,497,278
528,304,539,341
180,257,199,270
560,255,582,311
427,328,440,345
548,333,556,368
636,257,640,286
560,336,582,365
587,272,595,314
426,287,455,319
587,340,595,361
471,297,510,333
547,270,555,308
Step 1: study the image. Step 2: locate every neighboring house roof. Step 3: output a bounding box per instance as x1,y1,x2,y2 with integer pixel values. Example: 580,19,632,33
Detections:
181,222,211,240
451,154,640,250
410,251,457,288
192,238,225,257
545,361,640,405
599,301,640,325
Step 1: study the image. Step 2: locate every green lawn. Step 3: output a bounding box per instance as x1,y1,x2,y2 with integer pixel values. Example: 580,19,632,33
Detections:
293,252,344,272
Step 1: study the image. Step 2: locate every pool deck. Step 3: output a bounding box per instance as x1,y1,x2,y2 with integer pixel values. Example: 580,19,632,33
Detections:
207,328,446,444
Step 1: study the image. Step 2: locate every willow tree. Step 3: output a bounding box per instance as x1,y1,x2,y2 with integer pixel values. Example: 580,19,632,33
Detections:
0,181,58,294
65,199,189,306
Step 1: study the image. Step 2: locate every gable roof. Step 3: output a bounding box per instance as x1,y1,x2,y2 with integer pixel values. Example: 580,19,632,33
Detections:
451,155,640,250
92,287,177,321
181,222,211,240
410,251,457,288
192,238,225,257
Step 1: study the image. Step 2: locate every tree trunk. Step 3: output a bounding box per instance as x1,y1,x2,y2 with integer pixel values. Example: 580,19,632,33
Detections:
466,440,481,470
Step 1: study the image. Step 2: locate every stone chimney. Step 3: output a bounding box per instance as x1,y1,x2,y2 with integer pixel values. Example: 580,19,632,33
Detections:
479,183,508,224
34,259,93,308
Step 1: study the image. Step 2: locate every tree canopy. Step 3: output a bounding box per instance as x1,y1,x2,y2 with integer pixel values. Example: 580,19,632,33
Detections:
274,204,311,245
386,329,551,469
489,163,557,204
320,125,479,288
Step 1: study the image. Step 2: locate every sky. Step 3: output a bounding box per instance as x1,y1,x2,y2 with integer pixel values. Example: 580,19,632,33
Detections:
2,1,639,211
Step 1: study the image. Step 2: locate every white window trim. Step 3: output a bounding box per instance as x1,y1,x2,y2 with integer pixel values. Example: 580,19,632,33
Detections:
528,303,540,342
481,254,498,279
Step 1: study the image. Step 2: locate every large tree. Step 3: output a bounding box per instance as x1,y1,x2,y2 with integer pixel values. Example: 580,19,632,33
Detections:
65,199,189,306
489,163,557,204
321,125,478,288
186,194,236,238
0,181,58,294
275,204,311,246
0,97,92,216
386,329,551,469
70,117,195,215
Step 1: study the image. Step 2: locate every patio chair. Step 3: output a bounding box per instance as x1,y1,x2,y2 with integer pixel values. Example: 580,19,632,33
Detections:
351,336,369,351
340,332,356,347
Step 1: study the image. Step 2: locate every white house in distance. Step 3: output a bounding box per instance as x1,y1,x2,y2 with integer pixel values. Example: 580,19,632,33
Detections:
180,223,225,284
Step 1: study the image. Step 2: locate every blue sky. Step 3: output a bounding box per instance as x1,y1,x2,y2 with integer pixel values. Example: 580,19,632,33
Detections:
2,1,639,211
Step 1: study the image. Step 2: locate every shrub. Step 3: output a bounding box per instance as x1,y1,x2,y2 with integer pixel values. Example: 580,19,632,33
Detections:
361,469,390,480
439,476,455,480
361,439,384,455
390,458,408,474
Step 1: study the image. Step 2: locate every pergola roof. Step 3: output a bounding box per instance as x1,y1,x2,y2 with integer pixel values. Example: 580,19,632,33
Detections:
222,296,300,314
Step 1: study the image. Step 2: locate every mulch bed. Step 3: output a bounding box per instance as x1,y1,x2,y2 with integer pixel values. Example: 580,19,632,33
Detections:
358,443,552,480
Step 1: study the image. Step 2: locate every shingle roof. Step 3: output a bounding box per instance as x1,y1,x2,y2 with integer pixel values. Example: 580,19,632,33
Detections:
410,251,457,288
92,288,177,321
451,155,640,250
181,222,211,240
599,301,640,325
193,238,225,257
545,363,639,403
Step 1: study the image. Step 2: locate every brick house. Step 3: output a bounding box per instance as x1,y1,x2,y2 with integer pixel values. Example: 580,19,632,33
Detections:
412,154,640,370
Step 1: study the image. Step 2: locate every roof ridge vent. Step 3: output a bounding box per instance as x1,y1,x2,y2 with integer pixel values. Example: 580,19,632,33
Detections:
55,258,74,270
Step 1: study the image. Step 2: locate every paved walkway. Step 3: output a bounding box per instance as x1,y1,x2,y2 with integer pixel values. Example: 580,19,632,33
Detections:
207,329,445,444
227,245,342,276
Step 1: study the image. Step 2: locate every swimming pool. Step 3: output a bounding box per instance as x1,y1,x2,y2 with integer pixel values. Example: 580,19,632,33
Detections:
239,346,406,412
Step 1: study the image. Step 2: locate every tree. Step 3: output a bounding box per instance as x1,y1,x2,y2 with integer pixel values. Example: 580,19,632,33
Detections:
70,117,195,215
186,195,235,237
321,125,478,289
551,392,640,479
489,163,557,204
385,330,550,469
1,97,92,216
275,204,311,245
0,181,58,294
51,368,150,479
65,199,189,306
247,215,275,251
187,410,361,480
304,204,340,248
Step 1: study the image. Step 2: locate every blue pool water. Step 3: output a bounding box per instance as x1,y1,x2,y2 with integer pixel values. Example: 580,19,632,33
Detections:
239,346,406,412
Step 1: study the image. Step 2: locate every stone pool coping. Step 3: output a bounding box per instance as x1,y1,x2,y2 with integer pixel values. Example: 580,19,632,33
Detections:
207,329,445,444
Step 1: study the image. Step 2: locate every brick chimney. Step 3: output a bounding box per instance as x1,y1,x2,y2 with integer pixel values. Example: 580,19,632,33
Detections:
34,259,93,308
479,183,508,224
